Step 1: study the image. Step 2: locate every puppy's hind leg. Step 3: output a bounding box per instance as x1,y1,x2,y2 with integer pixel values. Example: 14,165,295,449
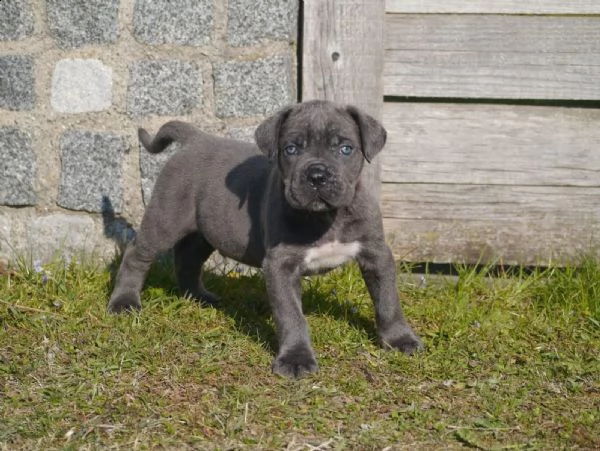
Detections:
174,232,219,305
108,162,197,313
108,204,191,313
108,232,155,313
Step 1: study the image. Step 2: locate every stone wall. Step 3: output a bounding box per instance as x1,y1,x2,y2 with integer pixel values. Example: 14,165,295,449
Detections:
0,0,298,265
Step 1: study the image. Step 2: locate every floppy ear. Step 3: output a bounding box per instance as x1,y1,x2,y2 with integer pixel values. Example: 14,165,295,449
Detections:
346,105,387,163
255,105,293,161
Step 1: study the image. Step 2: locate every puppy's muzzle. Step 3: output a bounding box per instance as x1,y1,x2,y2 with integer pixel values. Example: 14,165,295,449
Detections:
306,163,333,189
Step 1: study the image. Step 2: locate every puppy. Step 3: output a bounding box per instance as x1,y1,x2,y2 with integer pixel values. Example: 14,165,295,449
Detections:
109,100,422,377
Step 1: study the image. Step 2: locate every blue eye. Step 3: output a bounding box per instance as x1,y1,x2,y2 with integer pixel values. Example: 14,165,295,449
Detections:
340,145,353,156
283,144,299,156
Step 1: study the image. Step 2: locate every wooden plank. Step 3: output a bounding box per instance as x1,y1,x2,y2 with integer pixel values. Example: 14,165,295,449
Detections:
381,103,600,187
386,0,600,14
303,0,385,196
381,184,600,221
380,183,600,264
384,15,600,100
384,217,600,265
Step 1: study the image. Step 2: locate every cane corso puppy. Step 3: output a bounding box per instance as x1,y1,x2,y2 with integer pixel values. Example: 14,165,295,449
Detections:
108,100,422,377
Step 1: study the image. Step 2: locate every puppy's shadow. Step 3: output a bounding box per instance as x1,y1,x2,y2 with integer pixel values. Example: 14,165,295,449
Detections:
106,256,378,355
101,196,136,278
202,270,277,351
201,265,378,354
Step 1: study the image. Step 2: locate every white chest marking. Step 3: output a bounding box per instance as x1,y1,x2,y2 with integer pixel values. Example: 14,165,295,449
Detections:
303,241,361,271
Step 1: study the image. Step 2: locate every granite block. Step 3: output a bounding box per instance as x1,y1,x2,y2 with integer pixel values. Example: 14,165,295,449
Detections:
128,60,201,117
0,55,35,111
228,0,297,46
0,0,34,41
133,0,213,46
58,130,127,213
47,0,119,48
0,127,36,206
26,214,97,263
214,56,292,118
51,59,113,113
226,126,257,143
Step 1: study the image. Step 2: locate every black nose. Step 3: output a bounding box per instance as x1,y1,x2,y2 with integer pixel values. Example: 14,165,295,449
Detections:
306,163,331,187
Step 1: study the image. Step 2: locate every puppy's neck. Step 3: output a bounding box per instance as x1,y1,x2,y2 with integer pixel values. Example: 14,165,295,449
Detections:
284,203,338,225
278,203,337,243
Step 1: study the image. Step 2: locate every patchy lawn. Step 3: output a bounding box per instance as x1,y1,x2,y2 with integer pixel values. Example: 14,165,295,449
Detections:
1,256,598,450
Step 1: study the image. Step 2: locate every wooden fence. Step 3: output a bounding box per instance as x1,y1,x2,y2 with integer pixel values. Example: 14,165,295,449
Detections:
303,0,600,265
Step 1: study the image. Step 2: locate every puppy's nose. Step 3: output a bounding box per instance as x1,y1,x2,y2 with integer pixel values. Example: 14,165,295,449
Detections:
306,163,331,187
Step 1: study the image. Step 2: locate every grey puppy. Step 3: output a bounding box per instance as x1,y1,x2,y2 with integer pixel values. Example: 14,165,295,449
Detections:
108,100,422,377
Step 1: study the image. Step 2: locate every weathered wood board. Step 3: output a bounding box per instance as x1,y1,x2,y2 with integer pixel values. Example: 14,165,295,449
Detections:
382,213,600,265
303,0,385,195
384,15,600,100
303,0,385,112
382,184,600,265
382,103,600,187
386,0,600,14
381,103,600,264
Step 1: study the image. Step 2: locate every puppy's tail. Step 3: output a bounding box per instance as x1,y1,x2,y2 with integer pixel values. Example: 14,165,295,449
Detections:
138,121,198,154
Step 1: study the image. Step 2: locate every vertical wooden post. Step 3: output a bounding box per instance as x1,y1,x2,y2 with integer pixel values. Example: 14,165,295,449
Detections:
302,0,385,197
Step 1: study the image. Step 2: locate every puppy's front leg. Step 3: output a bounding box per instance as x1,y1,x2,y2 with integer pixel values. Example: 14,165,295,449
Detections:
263,250,318,378
357,243,423,354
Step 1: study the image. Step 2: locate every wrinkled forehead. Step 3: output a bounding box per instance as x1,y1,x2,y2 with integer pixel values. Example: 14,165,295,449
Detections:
280,103,360,143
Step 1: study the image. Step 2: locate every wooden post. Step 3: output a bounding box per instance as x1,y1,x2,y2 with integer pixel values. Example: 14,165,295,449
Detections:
302,0,385,197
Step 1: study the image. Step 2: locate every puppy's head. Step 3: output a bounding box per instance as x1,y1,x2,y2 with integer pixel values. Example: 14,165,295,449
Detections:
255,100,386,212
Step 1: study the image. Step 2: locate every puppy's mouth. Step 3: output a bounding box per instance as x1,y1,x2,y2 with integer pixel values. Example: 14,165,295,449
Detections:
288,182,355,212
305,196,334,212
289,189,334,212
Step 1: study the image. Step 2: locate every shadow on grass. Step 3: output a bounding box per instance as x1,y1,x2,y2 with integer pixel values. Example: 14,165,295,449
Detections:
175,260,377,355
209,269,378,354
105,248,378,355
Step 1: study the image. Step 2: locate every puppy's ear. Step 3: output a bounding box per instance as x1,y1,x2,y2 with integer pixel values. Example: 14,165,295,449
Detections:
346,106,387,163
255,106,293,161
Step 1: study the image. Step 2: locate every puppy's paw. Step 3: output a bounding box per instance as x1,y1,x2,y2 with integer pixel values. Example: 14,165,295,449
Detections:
272,344,318,378
383,330,423,355
178,280,221,306
108,291,142,314
182,288,220,307
196,290,220,307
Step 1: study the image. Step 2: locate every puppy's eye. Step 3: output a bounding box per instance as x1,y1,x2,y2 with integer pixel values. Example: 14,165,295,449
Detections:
283,144,299,156
339,145,354,156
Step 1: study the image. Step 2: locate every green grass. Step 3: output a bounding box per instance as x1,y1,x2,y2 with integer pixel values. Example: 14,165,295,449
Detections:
1,255,599,450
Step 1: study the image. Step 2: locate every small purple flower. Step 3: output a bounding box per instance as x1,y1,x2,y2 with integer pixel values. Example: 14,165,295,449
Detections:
33,260,49,284
343,299,358,314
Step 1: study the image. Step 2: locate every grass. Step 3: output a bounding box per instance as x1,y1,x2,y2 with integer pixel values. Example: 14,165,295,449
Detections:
0,255,598,450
